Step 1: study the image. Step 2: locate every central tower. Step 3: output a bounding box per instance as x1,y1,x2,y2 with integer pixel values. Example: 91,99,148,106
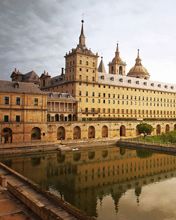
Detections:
64,20,99,83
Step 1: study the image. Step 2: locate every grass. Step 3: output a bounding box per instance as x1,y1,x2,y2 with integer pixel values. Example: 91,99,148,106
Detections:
134,131,176,144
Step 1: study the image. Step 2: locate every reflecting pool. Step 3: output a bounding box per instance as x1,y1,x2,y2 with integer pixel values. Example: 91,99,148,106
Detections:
1,145,176,220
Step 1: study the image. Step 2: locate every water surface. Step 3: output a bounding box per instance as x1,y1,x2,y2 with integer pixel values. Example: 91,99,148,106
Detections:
1,146,176,220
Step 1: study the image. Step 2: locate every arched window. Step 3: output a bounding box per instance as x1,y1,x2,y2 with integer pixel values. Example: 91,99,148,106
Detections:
2,128,12,143
120,125,126,137
73,126,81,139
165,124,170,133
156,124,161,135
55,114,59,122
31,127,41,140
68,114,72,121
88,126,95,139
119,66,123,75
57,126,65,140
174,124,176,131
102,125,108,138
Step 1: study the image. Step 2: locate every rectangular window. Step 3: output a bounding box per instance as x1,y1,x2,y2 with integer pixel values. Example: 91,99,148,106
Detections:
16,115,20,122
16,97,21,105
4,115,9,122
34,98,38,106
4,96,9,105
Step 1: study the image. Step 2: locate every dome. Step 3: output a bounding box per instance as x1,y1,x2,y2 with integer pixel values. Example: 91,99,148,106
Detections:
127,50,150,80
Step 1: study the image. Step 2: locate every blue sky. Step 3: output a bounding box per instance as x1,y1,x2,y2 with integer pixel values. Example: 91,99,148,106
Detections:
0,0,176,83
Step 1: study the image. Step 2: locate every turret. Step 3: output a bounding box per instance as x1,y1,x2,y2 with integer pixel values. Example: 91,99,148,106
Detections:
108,43,126,75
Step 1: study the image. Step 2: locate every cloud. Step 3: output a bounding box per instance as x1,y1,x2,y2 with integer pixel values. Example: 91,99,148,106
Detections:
0,0,176,82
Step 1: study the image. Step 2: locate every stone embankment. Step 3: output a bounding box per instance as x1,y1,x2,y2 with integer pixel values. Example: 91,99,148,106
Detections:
117,139,176,153
0,139,117,156
0,162,95,220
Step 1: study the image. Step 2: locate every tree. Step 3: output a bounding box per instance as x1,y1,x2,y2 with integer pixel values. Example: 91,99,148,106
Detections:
136,123,153,137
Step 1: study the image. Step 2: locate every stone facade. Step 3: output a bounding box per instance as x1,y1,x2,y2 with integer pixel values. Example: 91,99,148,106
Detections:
3,20,176,144
0,81,47,144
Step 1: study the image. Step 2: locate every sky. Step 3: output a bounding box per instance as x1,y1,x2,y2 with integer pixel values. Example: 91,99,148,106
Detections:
0,0,176,83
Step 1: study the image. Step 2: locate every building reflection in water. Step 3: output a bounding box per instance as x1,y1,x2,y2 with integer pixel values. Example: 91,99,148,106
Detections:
2,146,176,219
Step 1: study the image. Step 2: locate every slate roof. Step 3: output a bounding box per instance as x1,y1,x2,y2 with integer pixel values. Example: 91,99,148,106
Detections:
22,71,39,83
0,80,45,94
47,92,76,102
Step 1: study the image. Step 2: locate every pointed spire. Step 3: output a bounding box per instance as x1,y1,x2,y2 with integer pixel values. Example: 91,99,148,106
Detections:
79,20,86,48
98,56,106,73
135,49,142,65
81,19,84,35
115,43,120,57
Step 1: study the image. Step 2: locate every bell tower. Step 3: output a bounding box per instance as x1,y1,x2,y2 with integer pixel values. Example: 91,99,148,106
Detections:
64,20,98,83
108,43,126,76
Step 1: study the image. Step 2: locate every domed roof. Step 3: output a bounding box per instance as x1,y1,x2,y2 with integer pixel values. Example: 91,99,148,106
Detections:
127,49,150,79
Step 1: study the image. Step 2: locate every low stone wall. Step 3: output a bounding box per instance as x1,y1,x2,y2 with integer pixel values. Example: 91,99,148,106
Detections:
0,162,95,220
117,140,176,153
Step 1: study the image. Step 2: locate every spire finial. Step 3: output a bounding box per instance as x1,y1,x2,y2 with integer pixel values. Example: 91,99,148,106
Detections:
137,49,140,58
79,19,86,48
81,19,84,35
135,49,141,65
115,42,120,57
116,42,119,52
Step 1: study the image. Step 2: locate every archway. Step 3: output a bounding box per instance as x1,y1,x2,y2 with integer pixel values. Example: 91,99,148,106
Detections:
73,115,77,121
174,124,176,131
73,126,81,139
68,114,72,121
102,125,108,138
88,126,95,139
2,128,12,143
60,114,64,121
31,127,41,140
165,124,170,133
55,114,59,122
120,125,126,137
156,124,161,135
47,114,50,122
57,126,65,140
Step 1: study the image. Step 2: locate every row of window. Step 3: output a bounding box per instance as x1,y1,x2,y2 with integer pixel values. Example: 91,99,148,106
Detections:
67,60,95,67
84,108,176,115
77,82,176,97
3,115,21,122
80,98,176,107
2,97,39,106
79,91,176,102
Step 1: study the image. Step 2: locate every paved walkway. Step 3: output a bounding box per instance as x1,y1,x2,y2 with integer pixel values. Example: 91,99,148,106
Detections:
0,186,39,220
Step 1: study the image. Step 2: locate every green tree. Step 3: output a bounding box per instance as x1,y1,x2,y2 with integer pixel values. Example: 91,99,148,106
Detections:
137,123,153,137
